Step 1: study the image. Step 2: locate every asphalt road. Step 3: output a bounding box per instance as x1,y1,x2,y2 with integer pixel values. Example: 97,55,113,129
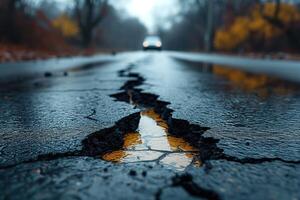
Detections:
0,52,300,200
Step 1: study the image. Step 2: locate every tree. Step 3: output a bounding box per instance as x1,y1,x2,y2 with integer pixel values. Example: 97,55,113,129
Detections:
160,0,208,50
214,1,300,52
204,0,214,52
259,0,300,49
0,0,24,42
0,0,40,42
94,4,147,50
52,14,79,38
167,0,220,51
74,0,108,47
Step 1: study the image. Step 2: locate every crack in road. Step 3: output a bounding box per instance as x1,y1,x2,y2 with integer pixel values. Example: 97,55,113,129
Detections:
1,60,300,199
104,62,300,165
171,173,220,200
84,108,98,121
1,61,300,170
154,173,220,200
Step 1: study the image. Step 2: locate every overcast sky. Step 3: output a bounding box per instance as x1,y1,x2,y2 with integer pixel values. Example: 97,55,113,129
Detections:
37,0,179,32
113,0,179,31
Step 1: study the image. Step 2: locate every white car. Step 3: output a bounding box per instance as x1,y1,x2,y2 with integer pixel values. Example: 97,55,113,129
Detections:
143,36,162,51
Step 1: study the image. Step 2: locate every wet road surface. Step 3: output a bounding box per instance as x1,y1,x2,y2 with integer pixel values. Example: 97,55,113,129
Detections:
0,52,300,200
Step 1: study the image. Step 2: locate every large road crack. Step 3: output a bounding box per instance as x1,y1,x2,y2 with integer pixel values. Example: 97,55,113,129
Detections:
102,63,300,166
1,61,300,199
82,62,300,199
1,61,300,167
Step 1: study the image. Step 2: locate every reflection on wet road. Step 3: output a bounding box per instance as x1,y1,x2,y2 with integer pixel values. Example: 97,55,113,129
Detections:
103,109,199,171
213,64,296,97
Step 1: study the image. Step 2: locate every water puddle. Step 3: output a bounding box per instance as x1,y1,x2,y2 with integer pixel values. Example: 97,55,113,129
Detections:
102,109,200,171
213,65,297,97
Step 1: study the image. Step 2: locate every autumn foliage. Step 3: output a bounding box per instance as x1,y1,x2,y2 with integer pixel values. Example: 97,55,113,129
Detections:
52,14,79,38
214,3,300,52
16,11,71,51
0,0,82,62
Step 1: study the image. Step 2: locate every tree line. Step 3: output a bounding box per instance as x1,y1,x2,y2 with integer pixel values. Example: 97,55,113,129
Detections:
0,0,146,51
159,0,300,53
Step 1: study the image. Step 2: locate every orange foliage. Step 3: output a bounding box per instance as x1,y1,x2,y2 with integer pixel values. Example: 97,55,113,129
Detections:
52,14,79,38
13,10,74,53
0,11,79,62
215,17,250,51
214,3,300,51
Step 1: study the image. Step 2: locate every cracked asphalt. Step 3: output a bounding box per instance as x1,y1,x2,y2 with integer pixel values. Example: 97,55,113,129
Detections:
0,52,300,200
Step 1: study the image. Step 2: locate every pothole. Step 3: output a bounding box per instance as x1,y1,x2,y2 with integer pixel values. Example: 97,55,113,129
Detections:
102,109,200,171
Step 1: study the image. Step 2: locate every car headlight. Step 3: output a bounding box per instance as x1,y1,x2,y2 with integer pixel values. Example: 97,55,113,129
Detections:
143,42,149,47
156,41,162,47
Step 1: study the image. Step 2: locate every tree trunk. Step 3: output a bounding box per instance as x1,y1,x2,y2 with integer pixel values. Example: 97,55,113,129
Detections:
204,0,214,52
74,0,107,48
81,27,92,48
2,0,20,42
